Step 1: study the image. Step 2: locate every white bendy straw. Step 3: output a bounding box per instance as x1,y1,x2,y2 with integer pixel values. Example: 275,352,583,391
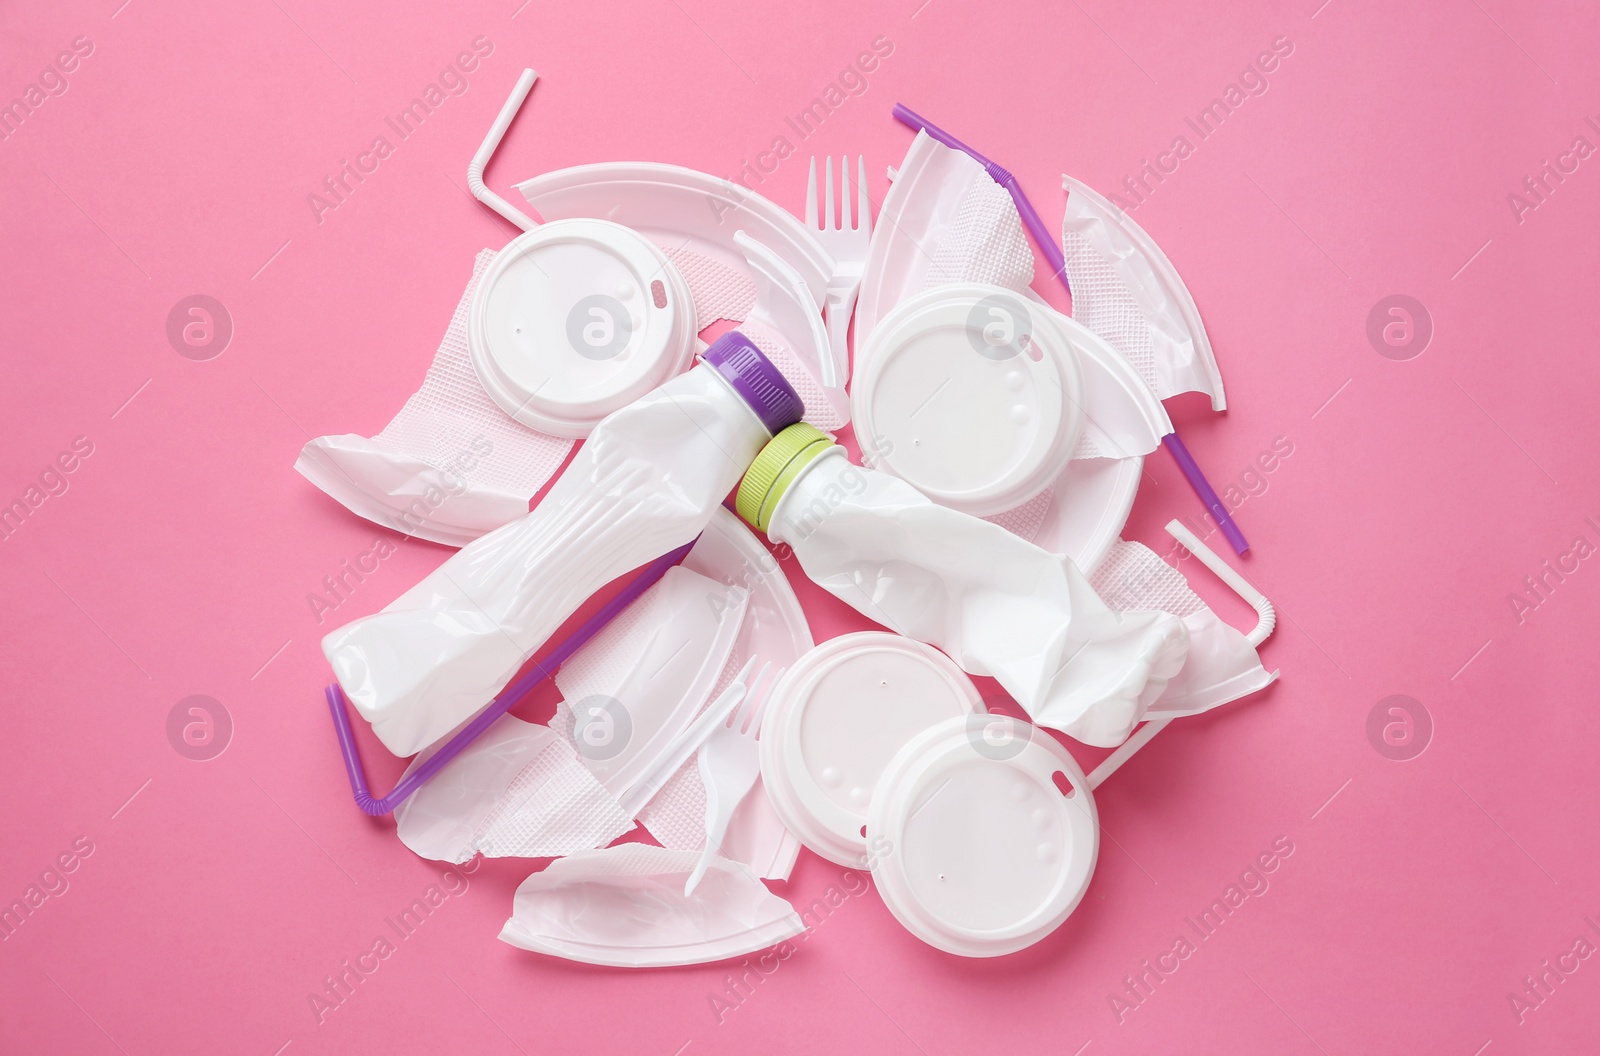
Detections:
468,68,540,232
1086,520,1276,790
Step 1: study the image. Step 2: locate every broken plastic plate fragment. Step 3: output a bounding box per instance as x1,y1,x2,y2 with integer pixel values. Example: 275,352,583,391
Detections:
554,565,748,802
499,844,805,968
1061,174,1225,410
734,229,847,426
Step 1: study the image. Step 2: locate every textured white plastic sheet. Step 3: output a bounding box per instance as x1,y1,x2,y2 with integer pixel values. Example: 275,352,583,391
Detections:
1061,175,1226,411
394,716,634,864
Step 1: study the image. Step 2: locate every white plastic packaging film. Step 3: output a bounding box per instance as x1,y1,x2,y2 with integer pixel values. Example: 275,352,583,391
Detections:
499,844,805,968
393,716,634,864
322,360,771,757
296,250,575,546
770,449,1190,748
1061,175,1226,411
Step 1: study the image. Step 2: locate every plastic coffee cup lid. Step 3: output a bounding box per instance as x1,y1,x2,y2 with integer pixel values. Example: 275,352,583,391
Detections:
852,283,1085,517
468,218,696,438
758,633,983,868
868,715,1099,957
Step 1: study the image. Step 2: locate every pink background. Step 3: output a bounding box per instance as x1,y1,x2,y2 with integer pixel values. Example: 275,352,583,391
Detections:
4,0,1599,1052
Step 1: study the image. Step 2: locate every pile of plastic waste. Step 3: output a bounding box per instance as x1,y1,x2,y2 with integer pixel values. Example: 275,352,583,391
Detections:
301,69,1277,964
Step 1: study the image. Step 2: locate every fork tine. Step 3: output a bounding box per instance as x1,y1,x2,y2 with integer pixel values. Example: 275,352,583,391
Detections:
840,156,853,230
723,656,760,728
824,156,835,231
736,661,772,732
856,156,869,233
805,157,819,229
747,665,785,735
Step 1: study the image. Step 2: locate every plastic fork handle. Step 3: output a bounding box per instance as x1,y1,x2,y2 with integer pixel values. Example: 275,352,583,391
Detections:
619,666,751,817
327,538,697,816
891,103,1071,296
702,763,751,856
686,749,743,896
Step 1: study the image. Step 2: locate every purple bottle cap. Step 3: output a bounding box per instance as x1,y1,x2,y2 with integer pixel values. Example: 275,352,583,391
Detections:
700,330,805,435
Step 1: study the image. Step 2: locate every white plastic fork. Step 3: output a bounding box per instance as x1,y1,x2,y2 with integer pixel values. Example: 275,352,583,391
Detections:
806,156,871,390
684,661,785,896
618,657,763,818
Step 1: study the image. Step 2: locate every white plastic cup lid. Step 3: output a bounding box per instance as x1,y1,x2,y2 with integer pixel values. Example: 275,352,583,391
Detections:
867,715,1099,957
469,218,696,438
852,283,1085,517
758,633,983,868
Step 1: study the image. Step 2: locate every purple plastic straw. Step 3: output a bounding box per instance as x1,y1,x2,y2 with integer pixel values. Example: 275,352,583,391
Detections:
326,538,698,816
1162,434,1249,555
892,103,1250,556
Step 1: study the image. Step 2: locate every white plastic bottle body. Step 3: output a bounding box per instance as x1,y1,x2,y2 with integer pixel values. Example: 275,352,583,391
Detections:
767,449,1190,747
325,364,770,757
